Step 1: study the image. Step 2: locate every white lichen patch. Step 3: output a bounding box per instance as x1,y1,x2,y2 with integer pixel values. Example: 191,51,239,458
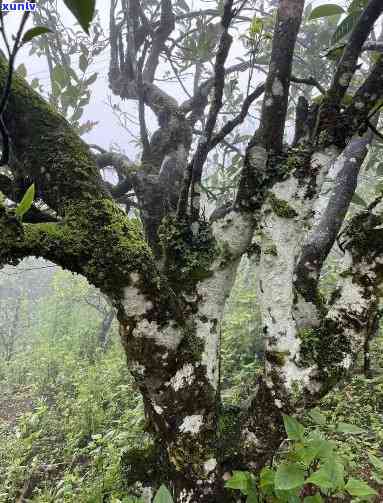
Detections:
243,428,259,448
294,296,320,329
271,175,306,213
212,210,254,258
123,285,153,317
195,260,240,388
179,489,193,503
130,361,145,375
195,317,220,389
311,145,340,196
269,359,321,394
326,253,375,359
191,221,199,236
179,414,203,434
342,354,352,369
258,173,327,396
328,272,368,319
247,144,267,172
272,78,284,97
170,364,195,391
141,486,153,503
132,319,182,350
192,210,255,389
259,181,305,341
204,458,217,474
153,404,163,414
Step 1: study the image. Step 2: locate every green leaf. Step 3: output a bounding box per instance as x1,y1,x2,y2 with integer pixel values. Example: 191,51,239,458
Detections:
331,12,360,46
31,78,40,90
79,53,88,73
153,484,174,503
16,63,27,79
295,444,320,467
283,415,305,441
310,438,335,460
225,471,254,495
306,468,334,490
259,467,275,490
345,478,377,498
66,67,80,83
63,0,96,34
53,65,68,88
22,26,52,45
309,4,345,20
51,81,61,98
308,408,326,426
351,194,367,208
336,422,365,434
368,453,383,472
86,72,98,86
15,183,35,218
306,460,344,491
348,0,368,13
304,496,324,503
274,463,305,491
246,488,259,503
324,44,346,62
287,495,301,503
71,108,84,123
249,17,263,36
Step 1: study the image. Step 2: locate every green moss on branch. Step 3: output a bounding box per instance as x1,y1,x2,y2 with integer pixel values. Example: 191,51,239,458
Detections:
268,193,298,218
0,57,106,214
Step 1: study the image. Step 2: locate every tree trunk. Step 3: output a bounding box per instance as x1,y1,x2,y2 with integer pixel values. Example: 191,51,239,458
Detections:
1,0,383,499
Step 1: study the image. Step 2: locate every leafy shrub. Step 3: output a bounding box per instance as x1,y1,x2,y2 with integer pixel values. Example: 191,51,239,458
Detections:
225,414,379,502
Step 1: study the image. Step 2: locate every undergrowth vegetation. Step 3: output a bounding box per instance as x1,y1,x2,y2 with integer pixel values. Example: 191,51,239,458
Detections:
1,261,383,502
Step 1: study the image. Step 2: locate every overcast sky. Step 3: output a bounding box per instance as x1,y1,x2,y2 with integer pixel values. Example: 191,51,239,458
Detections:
2,0,345,159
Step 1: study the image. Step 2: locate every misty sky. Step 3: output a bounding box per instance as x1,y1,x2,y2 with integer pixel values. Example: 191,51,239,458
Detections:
2,0,343,159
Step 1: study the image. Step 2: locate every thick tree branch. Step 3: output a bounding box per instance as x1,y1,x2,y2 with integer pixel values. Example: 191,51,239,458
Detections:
294,131,372,301
0,57,106,213
343,55,383,134
0,57,185,328
254,0,306,152
184,0,234,222
143,0,175,82
180,60,254,117
322,199,383,380
290,75,325,95
319,0,383,127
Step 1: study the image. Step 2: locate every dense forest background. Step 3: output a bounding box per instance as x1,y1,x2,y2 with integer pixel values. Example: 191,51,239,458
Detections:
1,252,383,501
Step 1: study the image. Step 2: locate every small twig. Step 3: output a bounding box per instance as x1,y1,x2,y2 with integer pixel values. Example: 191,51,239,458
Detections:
137,42,151,157
187,0,235,222
0,11,31,165
291,75,326,95
209,83,265,151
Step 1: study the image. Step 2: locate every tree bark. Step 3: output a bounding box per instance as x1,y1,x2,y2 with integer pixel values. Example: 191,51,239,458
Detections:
1,1,383,500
